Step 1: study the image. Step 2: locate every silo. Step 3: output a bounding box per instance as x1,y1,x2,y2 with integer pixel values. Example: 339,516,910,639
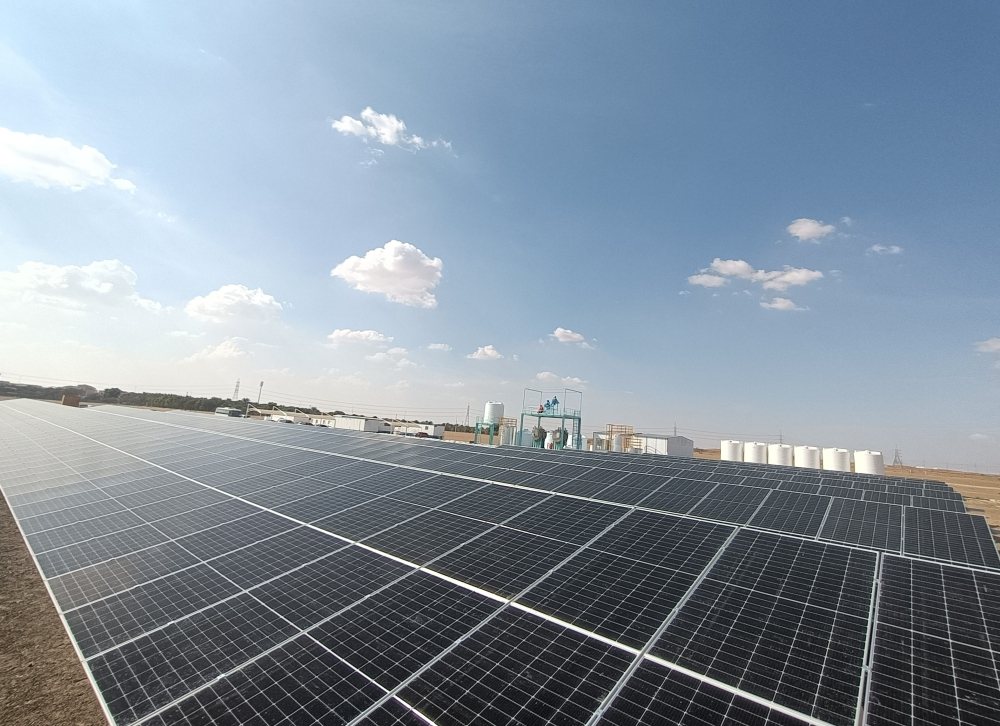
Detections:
794,445,821,469
743,442,768,464
721,440,743,462
767,444,793,467
854,450,886,475
822,447,851,472
483,402,505,425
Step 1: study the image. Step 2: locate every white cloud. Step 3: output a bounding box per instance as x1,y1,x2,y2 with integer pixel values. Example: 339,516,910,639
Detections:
328,329,393,345
694,258,823,293
0,259,161,311
787,218,836,242
443,381,465,388
182,337,249,363
709,259,756,278
168,330,204,339
974,337,1000,353
366,347,417,369
756,267,824,291
535,371,586,386
549,327,593,348
970,433,991,442
840,216,853,227
427,343,452,351
760,297,806,311
467,345,503,360
867,244,904,256
184,284,282,322
331,107,451,152
688,273,729,288
331,240,443,308
0,127,135,192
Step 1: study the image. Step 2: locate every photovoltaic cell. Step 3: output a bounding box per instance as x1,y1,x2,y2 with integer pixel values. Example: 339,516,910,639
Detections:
311,570,502,688
748,490,832,537
517,547,704,648
866,555,1000,726
431,526,580,598
589,510,734,571
252,545,414,629
819,499,903,551
399,608,634,726
902,507,1000,568
597,659,812,726
143,635,390,726
504,497,625,544
89,592,298,724
652,532,876,726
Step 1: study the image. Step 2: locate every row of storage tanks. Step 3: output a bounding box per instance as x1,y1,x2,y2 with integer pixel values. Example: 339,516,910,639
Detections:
721,440,886,475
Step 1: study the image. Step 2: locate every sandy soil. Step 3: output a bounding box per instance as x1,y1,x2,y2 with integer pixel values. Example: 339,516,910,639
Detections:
0,496,107,726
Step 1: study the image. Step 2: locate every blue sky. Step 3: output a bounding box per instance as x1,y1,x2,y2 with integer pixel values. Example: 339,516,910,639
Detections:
2,2,998,470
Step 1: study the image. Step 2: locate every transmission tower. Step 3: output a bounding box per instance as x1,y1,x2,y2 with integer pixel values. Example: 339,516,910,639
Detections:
232,378,240,400
463,404,470,427
892,447,904,467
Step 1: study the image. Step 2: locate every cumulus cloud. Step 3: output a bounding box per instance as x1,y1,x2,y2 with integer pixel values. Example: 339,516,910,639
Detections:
331,240,443,308
0,127,135,192
331,107,451,153
760,297,806,311
687,273,729,288
868,244,904,255
328,329,393,345
427,343,452,351
0,259,161,311
184,284,282,322
366,347,417,369
549,327,594,348
182,337,249,363
787,218,835,242
690,258,823,294
974,337,1000,353
467,345,503,360
536,371,586,386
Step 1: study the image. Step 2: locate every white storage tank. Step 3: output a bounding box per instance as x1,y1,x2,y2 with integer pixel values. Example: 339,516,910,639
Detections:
823,447,851,472
483,401,505,425
854,450,886,475
794,445,821,469
721,440,743,462
612,433,625,452
743,442,768,464
767,444,793,467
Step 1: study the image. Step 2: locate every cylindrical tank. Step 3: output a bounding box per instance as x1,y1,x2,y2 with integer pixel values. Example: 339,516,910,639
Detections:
721,440,743,462
822,447,851,472
612,434,625,452
794,445,821,469
767,444,793,467
854,450,885,475
483,402,504,425
500,425,516,446
743,442,768,464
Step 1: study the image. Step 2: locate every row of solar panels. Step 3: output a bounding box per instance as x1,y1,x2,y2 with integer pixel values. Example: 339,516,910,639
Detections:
1,400,998,726
4,418,992,571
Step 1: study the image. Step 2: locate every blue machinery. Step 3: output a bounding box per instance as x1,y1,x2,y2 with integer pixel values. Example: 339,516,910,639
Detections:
518,387,583,450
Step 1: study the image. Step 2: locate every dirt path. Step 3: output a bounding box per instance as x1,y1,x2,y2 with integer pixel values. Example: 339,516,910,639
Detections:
0,495,107,726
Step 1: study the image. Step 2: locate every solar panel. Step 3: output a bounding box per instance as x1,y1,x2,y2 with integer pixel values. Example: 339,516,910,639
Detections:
1,398,998,726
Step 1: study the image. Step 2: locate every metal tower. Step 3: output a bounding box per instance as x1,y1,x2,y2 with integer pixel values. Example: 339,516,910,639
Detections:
892,447,904,467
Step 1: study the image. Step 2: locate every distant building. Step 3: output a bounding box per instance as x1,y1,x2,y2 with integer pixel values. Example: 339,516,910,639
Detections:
311,414,390,433
630,433,695,457
388,421,445,438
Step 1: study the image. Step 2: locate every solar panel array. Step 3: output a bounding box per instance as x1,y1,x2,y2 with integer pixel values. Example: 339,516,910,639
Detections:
1,399,997,726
